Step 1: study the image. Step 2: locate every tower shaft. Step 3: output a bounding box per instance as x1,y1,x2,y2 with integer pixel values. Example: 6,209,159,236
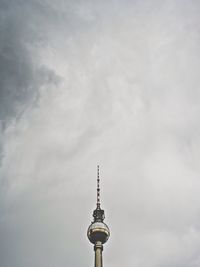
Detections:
94,241,103,267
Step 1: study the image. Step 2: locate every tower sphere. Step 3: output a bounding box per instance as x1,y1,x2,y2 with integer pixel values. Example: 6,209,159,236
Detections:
87,221,110,244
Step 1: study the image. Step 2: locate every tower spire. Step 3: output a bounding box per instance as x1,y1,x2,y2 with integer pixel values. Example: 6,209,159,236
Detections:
97,165,100,209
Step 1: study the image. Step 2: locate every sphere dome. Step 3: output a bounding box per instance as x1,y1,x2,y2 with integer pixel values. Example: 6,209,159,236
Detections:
87,222,110,244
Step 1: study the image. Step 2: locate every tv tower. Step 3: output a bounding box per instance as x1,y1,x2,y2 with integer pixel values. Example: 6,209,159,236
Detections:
87,165,110,267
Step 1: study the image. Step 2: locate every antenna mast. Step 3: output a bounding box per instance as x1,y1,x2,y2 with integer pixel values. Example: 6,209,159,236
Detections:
97,165,100,209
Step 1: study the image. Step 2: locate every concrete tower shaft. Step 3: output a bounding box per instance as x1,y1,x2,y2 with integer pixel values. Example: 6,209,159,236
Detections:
94,241,103,267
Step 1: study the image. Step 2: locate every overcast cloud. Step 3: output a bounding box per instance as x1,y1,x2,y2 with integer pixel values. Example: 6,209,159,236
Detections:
1,0,200,267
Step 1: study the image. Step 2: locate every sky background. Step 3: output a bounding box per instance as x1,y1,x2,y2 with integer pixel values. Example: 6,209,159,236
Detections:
0,0,200,267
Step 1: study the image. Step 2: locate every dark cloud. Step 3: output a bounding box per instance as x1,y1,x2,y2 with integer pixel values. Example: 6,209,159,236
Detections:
0,0,61,167
0,0,60,127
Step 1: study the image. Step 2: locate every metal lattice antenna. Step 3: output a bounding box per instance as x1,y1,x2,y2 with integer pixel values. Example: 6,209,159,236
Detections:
97,165,100,209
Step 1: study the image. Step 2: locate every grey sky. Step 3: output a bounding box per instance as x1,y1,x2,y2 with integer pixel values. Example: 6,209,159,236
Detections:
0,0,200,267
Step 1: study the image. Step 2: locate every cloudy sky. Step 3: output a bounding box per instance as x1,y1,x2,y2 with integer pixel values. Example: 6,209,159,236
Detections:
1,0,200,266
